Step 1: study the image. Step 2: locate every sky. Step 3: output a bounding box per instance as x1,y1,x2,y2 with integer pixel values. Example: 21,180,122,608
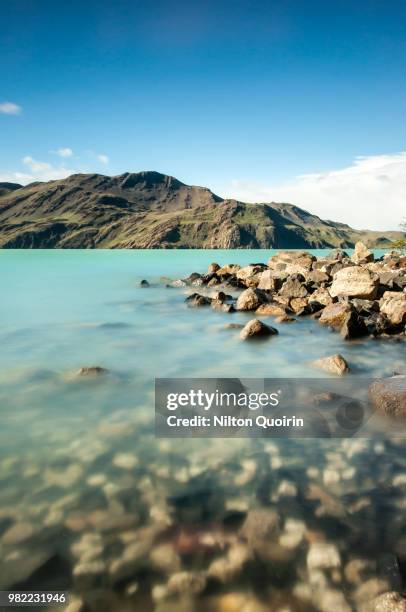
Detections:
1,0,406,231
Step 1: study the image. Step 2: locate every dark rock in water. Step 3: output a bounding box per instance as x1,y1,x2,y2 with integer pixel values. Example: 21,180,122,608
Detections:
363,313,400,336
185,272,202,283
140,279,150,288
212,300,235,313
224,323,244,330
240,319,278,340
185,293,211,307
369,375,406,418
77,366,109,377
340,311,368,340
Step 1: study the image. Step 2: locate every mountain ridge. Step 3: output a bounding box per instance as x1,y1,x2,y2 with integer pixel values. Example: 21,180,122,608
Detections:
0,171,404,248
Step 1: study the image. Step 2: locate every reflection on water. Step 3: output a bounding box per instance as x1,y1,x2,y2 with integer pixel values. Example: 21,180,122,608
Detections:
0,250,405,611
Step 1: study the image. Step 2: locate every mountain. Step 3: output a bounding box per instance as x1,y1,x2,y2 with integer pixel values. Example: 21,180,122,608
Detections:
0,171,403,248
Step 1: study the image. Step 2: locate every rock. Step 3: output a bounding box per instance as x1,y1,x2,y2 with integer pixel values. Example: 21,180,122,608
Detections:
319,302,352,328
317,589,351,612
109,540,150,582
256,302,289,317
214,592,269,612
224,323,244,330
366,592,406,612
330,267,379,299
236,264,266,286
171,279,187,287
167,571,207,595
208,263,220,274
149,543,181,574
76,366,108,377
212,301,235,313
345,558,376,584
268,251,315,275
257,269,280,291
310,287,334,306
140,279,150,288
369,376,406,418
0,549,54,590
185,293,211,307
340,311,368,339
328,248,349,261
240,319,278,340
217,264,241,277
307,542,341,570
312,354,349,376
276,314,295,323
290,297,309,313
351,242,374,264
207,276,220,287
236,288,267,311
73,559,106,588
380,292,406,326
240,508,280,549
355,578,391,607
2,522,37,545
112,453,138,470
279,276,309,299
44,463,84,488
207,543,251,582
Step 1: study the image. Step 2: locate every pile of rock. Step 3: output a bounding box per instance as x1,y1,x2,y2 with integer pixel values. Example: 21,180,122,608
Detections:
179,243,406,341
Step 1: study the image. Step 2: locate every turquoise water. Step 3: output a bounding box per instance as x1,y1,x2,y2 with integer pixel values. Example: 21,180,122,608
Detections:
0,250,405,611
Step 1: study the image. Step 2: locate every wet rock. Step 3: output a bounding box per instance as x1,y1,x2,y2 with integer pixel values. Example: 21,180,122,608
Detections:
207,276,220,287
112,453,138,470
149,543,181,574
307,542,341,570
340,311,368,339
240,319,278,340
236,288,267,311
140,279,150,288
208,262,220,274
185,293,211,307
279,519,306,549
276,314,295,323
290,297,309,313
312,354,349,376
319,302,352,328
167,571,207,595
2,522,37,546
351,242,374,264
330,267,379,299
224,323,244,330
369,376,406,418
212,299,235,313
108,539,150,582
44,463,84,489
76,366,109,377
240,508,280,549
208,543,251,582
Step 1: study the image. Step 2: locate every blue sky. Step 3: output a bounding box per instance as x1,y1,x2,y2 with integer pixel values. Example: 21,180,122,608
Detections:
1,0,406,229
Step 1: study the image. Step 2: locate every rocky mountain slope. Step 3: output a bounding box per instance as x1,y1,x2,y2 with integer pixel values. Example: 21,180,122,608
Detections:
0,172,404,248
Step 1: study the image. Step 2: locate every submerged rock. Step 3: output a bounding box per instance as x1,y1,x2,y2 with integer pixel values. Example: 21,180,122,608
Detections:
76,366,109,377
312,354,349,376
307,542,341,570
369,376,406,418
140,279,150,287
239,319,278,340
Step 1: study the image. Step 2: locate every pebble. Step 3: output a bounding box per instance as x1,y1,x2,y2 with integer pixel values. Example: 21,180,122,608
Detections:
112,452,138,470
307,542,341,570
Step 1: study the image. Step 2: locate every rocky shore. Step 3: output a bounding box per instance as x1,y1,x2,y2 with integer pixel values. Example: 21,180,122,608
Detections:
174,243,406,344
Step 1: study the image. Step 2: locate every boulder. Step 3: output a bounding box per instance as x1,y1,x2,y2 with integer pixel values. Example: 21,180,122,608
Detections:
307,542,341,570
216,264,241,277
351,242,374,264
327,248,349,261
307,269,330,284
310,287,334,306
319,302,352,328
207,262,220,274
185,293,211,307
369,376,406,418
330,266,379,299
312,354,349,376
290,297,309,314
256,302,289,317
366,591,406,611
268,251,315,275
236,288,267,311
279,276,309,299
240,319,278,340
340,311,368,340
380,292,406,326
257,269,280,291
140,279,150,288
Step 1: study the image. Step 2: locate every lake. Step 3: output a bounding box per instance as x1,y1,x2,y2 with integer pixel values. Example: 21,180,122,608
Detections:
0,249,405,611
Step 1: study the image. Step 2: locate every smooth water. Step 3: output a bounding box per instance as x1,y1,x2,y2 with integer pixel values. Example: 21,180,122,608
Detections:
0,250,405,612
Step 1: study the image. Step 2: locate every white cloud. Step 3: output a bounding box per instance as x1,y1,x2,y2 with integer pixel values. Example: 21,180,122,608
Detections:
53,147,73,158
225,152,406,231
97,154,109,165
0,101,22,115
0,156,72,184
